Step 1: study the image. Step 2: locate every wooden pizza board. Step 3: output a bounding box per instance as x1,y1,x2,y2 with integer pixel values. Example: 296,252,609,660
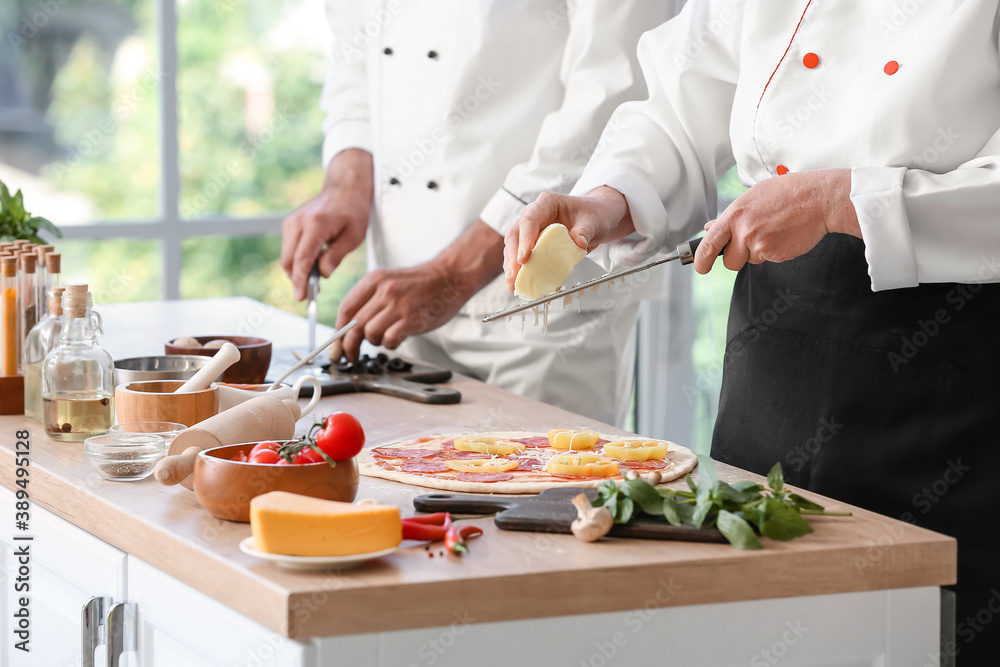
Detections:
413,488,727,543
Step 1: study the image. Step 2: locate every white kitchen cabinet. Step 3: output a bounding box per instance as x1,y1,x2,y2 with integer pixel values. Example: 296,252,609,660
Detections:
127,556,313,666
0,486,126,667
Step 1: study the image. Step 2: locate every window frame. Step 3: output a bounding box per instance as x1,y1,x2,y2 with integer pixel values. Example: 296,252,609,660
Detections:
55,0,284,300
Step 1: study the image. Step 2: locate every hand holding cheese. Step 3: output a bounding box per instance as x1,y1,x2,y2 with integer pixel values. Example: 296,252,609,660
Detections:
250,491,402,557
513,224,586,299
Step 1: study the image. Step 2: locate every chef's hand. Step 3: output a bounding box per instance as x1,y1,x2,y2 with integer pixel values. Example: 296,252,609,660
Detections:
336,220,504,360
694,169,861,274
503,186,635,292
280,148,374,301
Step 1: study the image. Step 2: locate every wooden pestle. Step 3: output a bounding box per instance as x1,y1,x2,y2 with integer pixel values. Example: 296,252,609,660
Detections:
153,394,304,490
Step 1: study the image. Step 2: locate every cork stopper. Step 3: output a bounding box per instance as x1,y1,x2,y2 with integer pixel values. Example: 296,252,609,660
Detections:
13,240,31,248
63,284,90,318
47,253,61,274
35,245,54,261
1,257,16,277
20,253,36,273
48,286,66,315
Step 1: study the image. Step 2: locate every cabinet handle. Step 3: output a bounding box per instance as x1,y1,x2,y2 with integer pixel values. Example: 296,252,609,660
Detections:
106,601,136,667
81,596,112,667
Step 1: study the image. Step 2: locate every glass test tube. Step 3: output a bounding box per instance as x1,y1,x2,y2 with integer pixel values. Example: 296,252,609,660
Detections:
2,257,19,376
19,254,37,358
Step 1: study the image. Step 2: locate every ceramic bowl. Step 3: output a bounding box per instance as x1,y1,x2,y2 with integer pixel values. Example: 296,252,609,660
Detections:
115,380,219,427
193,442,359,522
164,336,272,385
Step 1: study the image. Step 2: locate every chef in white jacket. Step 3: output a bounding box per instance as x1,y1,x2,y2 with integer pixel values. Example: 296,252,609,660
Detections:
504,1,1000,662
281,1,680,426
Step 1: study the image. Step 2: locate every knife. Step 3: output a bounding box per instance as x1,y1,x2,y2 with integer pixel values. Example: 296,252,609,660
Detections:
306,260,321,354
483,236,710,323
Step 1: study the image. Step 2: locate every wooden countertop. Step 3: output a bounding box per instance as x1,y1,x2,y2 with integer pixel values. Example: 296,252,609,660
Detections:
0,298,955,639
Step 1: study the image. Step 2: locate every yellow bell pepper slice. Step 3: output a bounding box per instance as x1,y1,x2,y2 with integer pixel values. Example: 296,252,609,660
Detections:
547,429,599,450
445,457,519,474
454,436,525,456
602,439,669,461
545,452,619,477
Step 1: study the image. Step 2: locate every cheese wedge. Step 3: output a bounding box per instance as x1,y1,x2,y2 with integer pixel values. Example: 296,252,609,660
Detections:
250,491,402,557
514,223,587,299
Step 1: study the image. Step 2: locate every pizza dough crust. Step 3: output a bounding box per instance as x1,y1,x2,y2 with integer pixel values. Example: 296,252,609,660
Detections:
358,431,698,494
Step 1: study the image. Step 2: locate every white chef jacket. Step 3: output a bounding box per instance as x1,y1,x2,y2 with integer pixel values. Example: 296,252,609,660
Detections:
321,0,681,313
574,0,1000,292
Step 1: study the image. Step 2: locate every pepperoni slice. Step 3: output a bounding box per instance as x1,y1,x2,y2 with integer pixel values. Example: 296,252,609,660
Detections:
401,460,450,473
371,447,435,459
512,436,550,448
455,472,514,483
618,459,667,470
440,440,455,449
446,450,491,460
517,458,542,471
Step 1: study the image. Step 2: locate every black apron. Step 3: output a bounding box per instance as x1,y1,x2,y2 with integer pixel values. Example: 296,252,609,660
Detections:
711,234,1000,664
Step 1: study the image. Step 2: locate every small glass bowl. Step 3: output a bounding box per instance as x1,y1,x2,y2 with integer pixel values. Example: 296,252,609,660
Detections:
110,421,186,446
85,433,166,482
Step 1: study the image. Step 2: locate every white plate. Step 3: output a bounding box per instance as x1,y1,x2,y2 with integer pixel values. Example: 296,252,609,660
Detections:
239,537,398,571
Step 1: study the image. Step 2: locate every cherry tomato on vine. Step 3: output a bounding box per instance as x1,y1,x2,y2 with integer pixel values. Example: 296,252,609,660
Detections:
250,441,280,458
249,449,281,465
315,412,365,460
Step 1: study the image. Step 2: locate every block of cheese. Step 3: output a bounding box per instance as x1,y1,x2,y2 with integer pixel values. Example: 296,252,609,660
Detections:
514,223,587,299
250,491,402,557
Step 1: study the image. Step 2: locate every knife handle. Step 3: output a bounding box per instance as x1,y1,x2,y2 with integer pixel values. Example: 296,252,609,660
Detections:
677,236,724,265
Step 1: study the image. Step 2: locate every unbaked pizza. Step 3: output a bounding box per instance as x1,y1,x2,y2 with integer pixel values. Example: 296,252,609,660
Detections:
358,430,698,494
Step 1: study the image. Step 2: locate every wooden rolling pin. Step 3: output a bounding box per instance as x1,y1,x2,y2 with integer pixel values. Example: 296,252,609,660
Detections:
153,394,304,490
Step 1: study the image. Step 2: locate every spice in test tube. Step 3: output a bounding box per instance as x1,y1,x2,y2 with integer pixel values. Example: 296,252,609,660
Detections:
19,253,37,345
1,257,18,376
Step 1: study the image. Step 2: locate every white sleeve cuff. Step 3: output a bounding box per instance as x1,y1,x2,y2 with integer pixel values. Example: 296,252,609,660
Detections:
322,119,373,168
572,163,670,271
850,166,919,291
479,188,527,237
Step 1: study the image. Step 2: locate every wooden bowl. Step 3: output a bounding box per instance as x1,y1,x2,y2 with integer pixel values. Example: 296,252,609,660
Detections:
165,336,272,385
115,380,219,427
193,443,359,522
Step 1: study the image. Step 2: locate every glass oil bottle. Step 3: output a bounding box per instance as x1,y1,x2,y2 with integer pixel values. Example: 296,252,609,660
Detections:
42,285,114,441
23,287,65,422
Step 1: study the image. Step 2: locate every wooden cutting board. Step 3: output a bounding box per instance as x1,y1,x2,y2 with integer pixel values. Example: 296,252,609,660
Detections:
413,488,727,542
268,349,461,404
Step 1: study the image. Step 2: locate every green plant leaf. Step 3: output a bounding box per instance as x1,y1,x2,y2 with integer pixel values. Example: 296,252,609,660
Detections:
685,473,697,494
717,510,763,550
730,481,764,494
713,480,757,505
758,498,813,541
697,455,718,488
661,496,683,526
789,493,825,512
766,462,785,494
617,497,635,524
620,478,666,516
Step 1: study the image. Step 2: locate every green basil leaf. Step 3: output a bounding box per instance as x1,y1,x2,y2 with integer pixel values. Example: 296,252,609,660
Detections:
617,497,635,524
717,509,763,550
713,480,756,505
620,478,665,516
661,496,683,526
789,493,825,512
691,496,714,529
685,473,697,494
766,462,785,494
759,498,813,541
696,455,718,488
730,481,764,495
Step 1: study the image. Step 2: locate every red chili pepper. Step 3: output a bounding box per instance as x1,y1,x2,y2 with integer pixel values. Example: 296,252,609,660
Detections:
445,524,483,555
402,513,452,541
404,512,450,526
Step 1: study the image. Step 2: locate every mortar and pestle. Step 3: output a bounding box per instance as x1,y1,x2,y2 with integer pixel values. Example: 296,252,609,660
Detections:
150,327,355,494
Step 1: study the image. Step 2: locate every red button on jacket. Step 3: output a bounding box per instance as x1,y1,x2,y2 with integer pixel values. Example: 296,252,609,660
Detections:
802,53,820,69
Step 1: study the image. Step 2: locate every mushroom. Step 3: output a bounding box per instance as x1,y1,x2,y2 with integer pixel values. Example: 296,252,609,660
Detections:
570,493,613,542
173,336,202,347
